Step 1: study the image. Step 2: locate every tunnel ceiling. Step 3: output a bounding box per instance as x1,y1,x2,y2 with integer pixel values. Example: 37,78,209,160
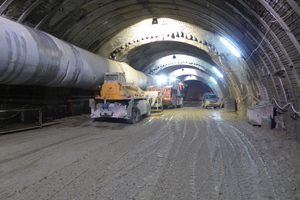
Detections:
123,41,216,71
1,0,300,108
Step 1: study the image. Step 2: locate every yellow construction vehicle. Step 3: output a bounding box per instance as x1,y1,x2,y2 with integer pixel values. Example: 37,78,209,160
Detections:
89,72,152,123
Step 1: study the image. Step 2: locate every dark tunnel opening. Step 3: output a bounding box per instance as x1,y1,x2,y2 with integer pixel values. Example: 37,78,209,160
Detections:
183,80,213,101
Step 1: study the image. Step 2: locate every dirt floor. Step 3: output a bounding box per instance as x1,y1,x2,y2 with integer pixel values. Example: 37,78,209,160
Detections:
0,107,299,200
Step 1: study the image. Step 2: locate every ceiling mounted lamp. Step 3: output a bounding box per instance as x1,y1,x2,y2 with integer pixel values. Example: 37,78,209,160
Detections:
156,75,167,85
220,37,241,57
210,76,217,84
152,18,158,24
212,67,224,78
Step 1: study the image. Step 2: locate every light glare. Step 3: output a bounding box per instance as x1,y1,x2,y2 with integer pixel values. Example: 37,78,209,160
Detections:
170,76,176,82
156,75,167,85
220,37,241,57
210,76,217,84
213,67,224,78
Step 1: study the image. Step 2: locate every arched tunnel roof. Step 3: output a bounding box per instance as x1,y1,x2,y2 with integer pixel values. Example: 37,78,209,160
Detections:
1,0,300,113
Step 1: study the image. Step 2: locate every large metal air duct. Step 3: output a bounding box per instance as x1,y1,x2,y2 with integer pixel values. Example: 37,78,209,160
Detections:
0,17,155,89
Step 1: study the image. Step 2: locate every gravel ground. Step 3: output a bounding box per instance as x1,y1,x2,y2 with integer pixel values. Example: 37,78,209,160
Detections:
0,107,299,200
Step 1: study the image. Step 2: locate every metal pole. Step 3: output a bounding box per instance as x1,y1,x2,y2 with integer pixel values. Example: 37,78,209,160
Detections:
39,108,42,128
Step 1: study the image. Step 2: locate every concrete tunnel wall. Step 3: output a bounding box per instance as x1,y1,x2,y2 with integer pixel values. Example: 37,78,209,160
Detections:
0,17,156,90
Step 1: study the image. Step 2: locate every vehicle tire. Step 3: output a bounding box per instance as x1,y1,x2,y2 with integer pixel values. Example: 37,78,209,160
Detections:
177,104,182,108
127,107,140,124
143,103,151,117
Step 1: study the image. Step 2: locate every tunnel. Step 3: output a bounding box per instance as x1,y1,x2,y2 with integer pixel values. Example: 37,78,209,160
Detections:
1,1,300,199
0,1,300,136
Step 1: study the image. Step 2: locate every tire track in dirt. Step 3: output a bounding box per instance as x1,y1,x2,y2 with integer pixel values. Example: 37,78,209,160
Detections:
204,114,278,200
151,108,210,199
148,109,193,199
219,122,278,199
2,115,173,200
186,111,211,200
1,108,298,200
43,112,176,200
202,115,227,199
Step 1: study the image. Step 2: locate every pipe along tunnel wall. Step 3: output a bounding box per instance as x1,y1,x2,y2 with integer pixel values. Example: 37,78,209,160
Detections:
0,16,156,90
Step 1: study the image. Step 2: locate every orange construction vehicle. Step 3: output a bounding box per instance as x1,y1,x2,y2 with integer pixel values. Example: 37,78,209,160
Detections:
90,72,152,123
149,76,184,108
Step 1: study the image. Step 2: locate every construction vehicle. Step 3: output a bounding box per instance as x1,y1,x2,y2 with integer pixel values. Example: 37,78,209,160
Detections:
89,72,154,123
151,76,184,108
146,86,163,110
162,84,184,108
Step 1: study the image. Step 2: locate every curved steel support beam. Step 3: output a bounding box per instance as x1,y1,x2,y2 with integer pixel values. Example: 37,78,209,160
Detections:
170,68,223,98
0,17,155,90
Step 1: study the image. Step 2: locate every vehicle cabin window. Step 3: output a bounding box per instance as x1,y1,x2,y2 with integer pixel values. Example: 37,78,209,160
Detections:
206,95,217,99
105,74,126,82
105,75,118,81
120,74,126,82
171,88,177,95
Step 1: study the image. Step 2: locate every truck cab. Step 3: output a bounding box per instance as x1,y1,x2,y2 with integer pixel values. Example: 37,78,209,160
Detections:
104,72,126,83
99,72,138,100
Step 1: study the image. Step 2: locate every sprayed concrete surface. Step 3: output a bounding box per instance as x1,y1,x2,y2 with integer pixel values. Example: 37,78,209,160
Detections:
0,108,299,200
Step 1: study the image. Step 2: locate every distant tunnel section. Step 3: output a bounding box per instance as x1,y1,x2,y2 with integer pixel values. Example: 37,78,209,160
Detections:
183,80,213,101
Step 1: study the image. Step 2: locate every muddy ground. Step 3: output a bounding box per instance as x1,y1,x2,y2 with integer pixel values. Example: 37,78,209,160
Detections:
0,107,299,200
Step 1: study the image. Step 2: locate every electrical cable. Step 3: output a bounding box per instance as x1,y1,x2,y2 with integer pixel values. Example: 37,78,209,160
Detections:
271,98,300,116
239,94,300,116
270,2,300,23
246,2,300,60
246,28,271,61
